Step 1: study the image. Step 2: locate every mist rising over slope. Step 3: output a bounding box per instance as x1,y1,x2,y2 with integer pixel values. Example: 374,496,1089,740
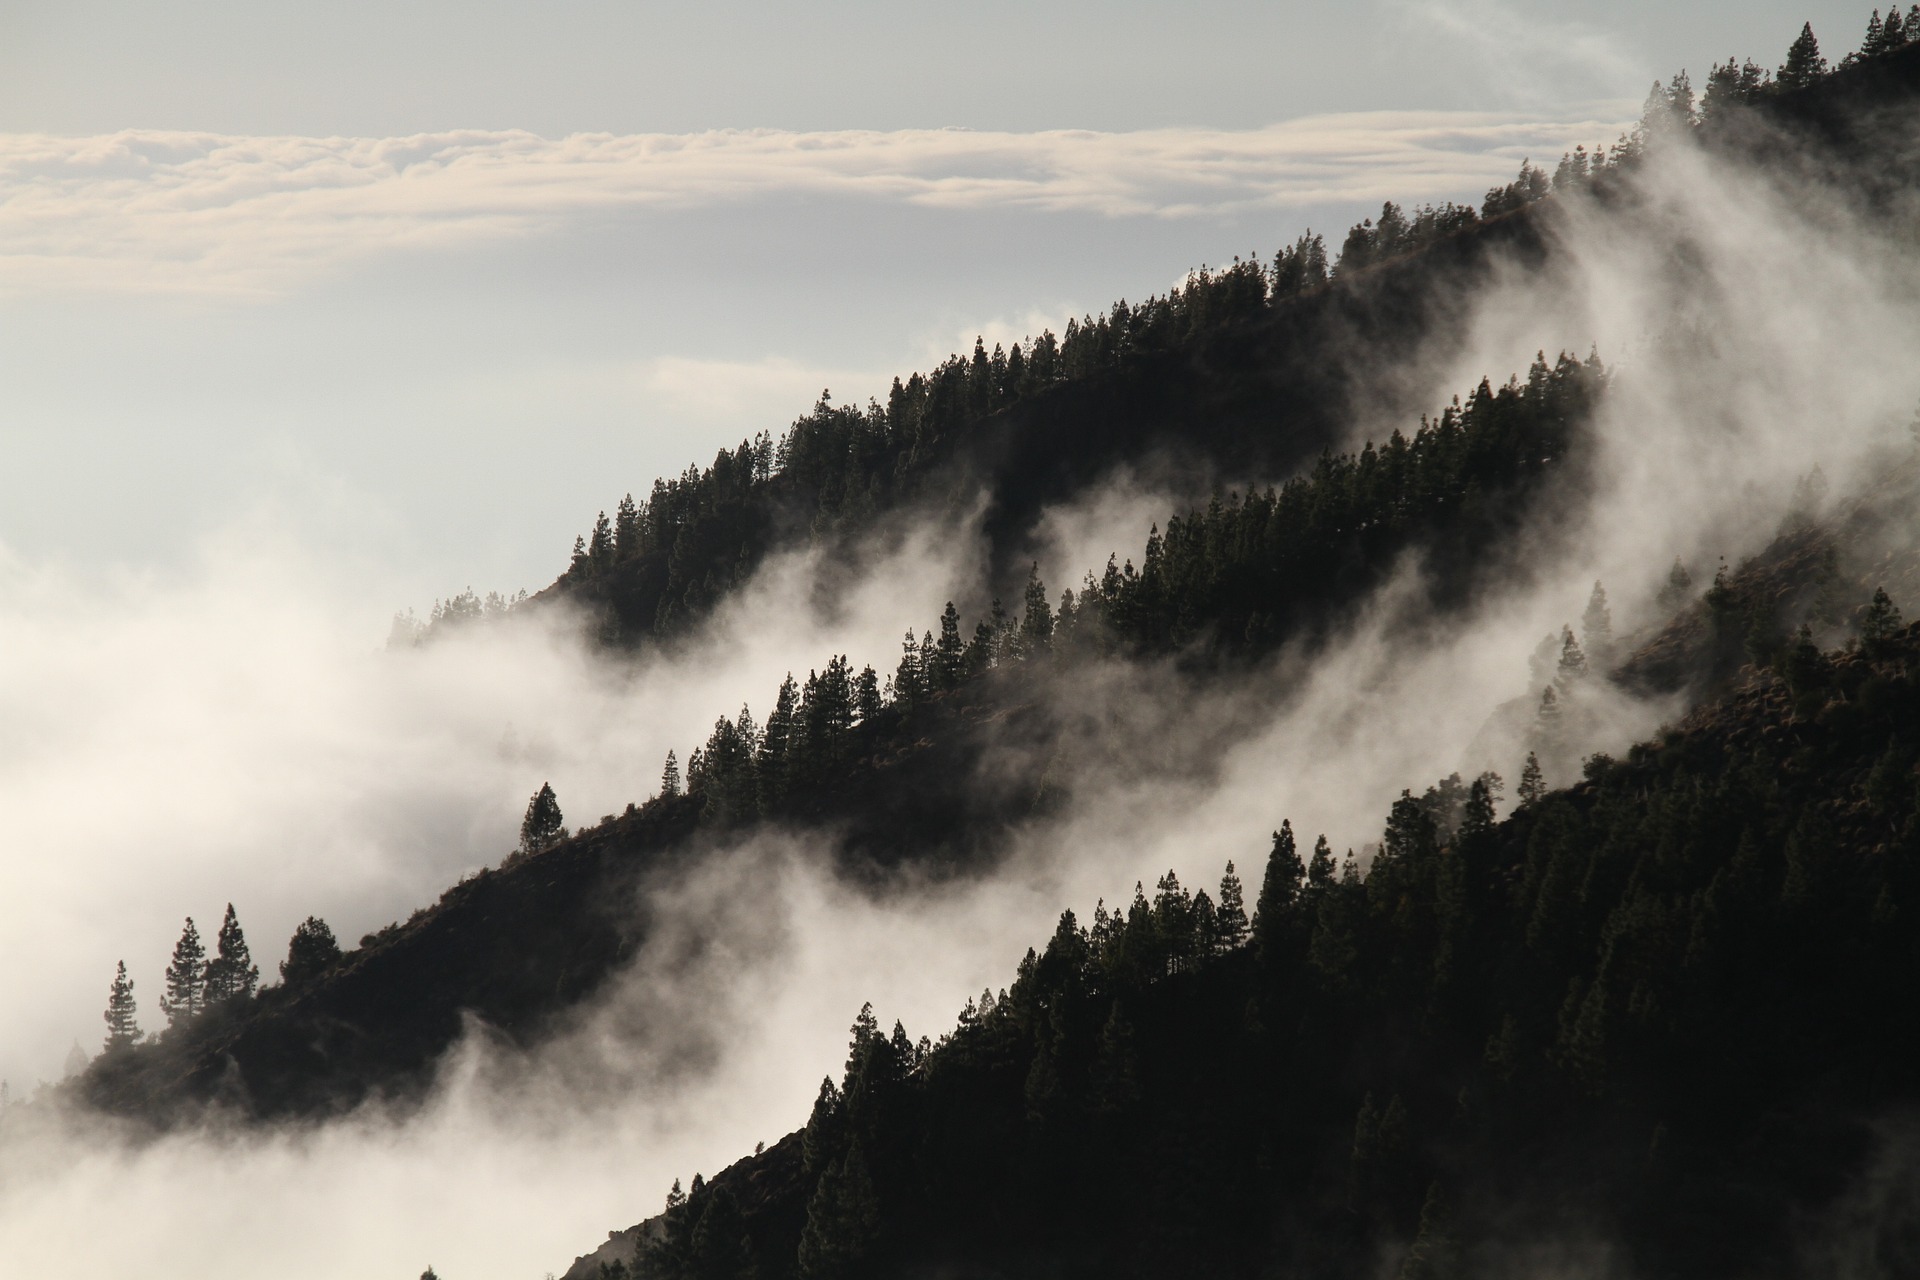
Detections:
6,44,1920,1280
0,506,990,1094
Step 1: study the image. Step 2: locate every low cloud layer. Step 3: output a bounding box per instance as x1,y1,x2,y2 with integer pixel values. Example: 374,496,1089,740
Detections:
0,113,1628,294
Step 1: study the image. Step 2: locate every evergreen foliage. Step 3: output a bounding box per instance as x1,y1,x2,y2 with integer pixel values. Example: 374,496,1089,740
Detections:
1069,352,1606,656
1861,585,1904,653
618,348,1607,847
102,961,139,1052
1780,21,1829,88
204,903,259,1005
520,783,566,855
539,141,1625,656
623,619,1920,1280
159,918,207,1026
280,917,342,989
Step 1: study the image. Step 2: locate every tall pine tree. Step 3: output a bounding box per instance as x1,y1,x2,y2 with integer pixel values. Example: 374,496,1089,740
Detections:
1216,861,1249,948
281,917,342,989
1779,22,1828,89
204,903,258,1004
519,783,565,854
1253,821,1306,956
159,917,207,1026
102,961,139,1052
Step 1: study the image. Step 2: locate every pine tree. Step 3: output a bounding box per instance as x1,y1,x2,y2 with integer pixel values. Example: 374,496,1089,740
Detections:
1642,71,1696,136
802,1077,845,1176
1273,231,1331,297
280,916,342,989
760,674,799,807
519,782,565,855
1581,581,1612,667
962,614,997,676
661,749,683,797
986,597,1013,664
102,961,140,1052
1554,627,1588,695
892,630,924,708
612,493,641,556
1253,821,1305,956
934,603,964,689
688,1182,754,1279
1779,22,1828,89
1019,564,1055,654
812,655,856,761
1337,217,1377,273
1373,201,1411,257
1462,773,1499,838
1862,9,1887,61
587,510,614,570
854,664,882,724
1659,557,1693,609
1216,861,1249,948
1154,871,1196,971
1861,587,1904,653
159,917,207,1026
1191,888,1220,955
1703,59,1770,118
1307,835,1337,889
916,631,937,694
1783,624,1829,697
203,903,258,1004
797,1139,881,1280
1518,752,1546,805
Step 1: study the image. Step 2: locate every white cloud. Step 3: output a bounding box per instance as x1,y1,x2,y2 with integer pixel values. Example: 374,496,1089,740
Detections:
0,112,1633,295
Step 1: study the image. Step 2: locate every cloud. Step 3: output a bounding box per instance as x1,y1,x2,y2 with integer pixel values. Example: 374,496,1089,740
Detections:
0,113,1632,295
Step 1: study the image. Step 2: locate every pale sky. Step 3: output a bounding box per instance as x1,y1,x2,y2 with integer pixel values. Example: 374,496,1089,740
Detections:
0,0,1876,613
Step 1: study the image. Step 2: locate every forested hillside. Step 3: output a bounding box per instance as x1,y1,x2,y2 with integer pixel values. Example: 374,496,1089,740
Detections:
78,344,1610,1124
409,131,1588,648
585,613,1920,1280
59,23,1920,1280
553,27,1920,1280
